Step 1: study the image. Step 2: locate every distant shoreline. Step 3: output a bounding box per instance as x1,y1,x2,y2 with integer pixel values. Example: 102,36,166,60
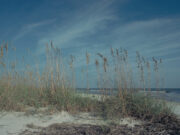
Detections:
76,88,180,103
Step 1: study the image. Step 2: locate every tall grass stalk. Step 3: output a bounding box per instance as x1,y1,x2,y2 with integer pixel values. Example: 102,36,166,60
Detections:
86,52,90,92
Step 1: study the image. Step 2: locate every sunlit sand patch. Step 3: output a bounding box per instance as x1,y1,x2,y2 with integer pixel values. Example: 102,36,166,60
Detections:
166,101,180,117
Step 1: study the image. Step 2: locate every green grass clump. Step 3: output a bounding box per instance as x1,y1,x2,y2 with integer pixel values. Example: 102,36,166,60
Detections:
97,92,172,121
0,84,98,112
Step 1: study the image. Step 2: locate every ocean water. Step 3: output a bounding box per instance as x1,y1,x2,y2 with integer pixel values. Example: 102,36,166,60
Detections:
76,88,180,103
151,88,180,94
146,89,179,102
148,88,180,102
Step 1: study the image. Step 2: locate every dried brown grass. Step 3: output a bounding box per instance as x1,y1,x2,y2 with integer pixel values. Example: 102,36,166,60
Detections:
0,42,174,122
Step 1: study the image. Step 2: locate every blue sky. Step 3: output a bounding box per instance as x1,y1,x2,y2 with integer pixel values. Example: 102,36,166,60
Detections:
0,0,180,88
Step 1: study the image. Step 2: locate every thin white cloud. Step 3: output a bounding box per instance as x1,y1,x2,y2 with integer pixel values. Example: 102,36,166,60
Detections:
36,0,119,54
13,19,56,41
110,18,180,58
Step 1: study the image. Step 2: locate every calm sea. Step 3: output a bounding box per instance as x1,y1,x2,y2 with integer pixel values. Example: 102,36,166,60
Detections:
76,88,180,103
149,88,180,103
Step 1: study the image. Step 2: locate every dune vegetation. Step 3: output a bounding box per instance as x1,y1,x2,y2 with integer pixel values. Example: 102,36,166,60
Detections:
0,41,175,122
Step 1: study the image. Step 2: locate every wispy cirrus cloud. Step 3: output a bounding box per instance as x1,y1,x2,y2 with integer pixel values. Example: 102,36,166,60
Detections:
13,19,56,41
109,18,180,59
35,0,119,54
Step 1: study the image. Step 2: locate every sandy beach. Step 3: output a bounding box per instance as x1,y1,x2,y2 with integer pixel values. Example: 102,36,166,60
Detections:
0,109,141,135
0,98,179,135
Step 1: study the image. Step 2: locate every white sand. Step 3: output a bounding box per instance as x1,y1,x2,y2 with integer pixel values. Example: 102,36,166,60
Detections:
1,93,180,135
0,103,180,135
0,110,142,135
167,102,180,117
